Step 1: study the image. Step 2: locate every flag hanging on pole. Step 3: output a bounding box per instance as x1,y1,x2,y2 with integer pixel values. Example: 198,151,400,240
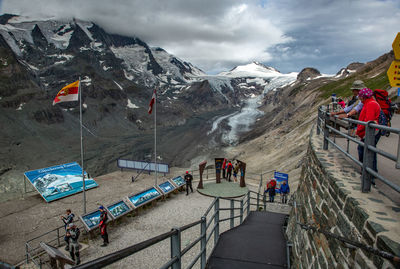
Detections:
53,80,80,105
148,89,156,114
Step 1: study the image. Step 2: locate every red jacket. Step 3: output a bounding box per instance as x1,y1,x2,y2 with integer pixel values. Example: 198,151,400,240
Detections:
356,98,380,139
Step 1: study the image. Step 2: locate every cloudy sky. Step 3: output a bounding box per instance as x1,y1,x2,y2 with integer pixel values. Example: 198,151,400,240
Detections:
1,0,399,74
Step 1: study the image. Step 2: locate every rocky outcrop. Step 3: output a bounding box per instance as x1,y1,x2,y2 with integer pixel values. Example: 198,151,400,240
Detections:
297,67,321,81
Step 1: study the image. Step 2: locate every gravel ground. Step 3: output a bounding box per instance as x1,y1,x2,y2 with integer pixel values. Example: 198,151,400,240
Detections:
80,181,263,268
1,168,291,268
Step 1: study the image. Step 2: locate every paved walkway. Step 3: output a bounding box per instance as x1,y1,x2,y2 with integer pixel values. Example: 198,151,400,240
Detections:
331,113,400,205
206,211,288,269
198,181,249,198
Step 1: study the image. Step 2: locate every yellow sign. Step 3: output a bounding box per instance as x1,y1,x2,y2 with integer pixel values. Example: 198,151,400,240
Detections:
393,32,400,60
387,60,400,87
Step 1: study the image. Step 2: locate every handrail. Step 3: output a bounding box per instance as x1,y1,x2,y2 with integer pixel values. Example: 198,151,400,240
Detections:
71,189,285,269
318,106,400,193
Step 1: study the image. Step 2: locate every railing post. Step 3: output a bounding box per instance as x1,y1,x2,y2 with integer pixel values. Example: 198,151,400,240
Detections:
200,217,206,269
361,122,375,192
247,192,250,214
240,200,243,224
263,191,266,211
57,228,60,247
171,228,181,269
256,192,260,210
214,198,219,245
230,200,234,229
397,134,400,169
323,111,329,150
206,167,208,179
317,107,321,135
25,243,29,264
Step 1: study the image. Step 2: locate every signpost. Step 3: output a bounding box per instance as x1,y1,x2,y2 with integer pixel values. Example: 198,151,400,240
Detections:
387,60,400,87
388,33,400,87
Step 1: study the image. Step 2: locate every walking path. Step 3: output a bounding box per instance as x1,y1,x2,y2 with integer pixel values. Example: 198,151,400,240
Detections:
332,113,400,205
206,211,289,269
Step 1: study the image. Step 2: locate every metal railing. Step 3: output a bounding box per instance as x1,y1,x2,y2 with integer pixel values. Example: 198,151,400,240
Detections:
23,170,286,268
72,190,290,269
317,106,400,193
25,220,84,268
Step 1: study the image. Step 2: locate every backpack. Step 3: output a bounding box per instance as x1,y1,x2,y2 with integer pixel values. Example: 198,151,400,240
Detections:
378,110,388,136
373,89,394,120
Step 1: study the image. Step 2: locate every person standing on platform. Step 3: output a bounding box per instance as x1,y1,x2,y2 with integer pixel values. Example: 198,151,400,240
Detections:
233,162,239,182
99,206,109,247
280,181,290,204
266,178,277,202
60,209,74,251
185,171,194,195
222,158,227,179
226,161,233,182
67,223,81,265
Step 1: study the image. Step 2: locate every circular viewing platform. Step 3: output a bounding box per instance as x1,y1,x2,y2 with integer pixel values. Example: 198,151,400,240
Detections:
197,181,249,198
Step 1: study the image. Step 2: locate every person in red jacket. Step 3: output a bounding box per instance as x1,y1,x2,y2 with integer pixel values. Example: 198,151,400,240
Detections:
226,161,233,182
222,158,227,179
99,206,109,247
356,88,381,186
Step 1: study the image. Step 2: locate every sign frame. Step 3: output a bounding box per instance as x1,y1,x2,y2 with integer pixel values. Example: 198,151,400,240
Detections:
106,200,132,220
170,176,186,187
126,186,163,209
274,171,289,194
157,180,177,195
79,208,113,232
24,162,98,203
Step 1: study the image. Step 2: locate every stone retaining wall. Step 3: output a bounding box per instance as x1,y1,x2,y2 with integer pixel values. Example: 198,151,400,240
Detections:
286,125,400,269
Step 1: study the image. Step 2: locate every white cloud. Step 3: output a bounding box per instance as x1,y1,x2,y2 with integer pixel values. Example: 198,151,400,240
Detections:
2,0,400,74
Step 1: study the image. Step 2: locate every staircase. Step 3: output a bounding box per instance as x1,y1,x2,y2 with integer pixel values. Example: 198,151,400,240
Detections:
206,211,289,269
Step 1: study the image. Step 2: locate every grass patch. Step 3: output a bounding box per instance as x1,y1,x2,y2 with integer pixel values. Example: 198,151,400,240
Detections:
317,71,391,100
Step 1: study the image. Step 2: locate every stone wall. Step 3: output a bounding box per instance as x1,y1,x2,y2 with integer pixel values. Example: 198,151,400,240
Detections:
286,125,400,269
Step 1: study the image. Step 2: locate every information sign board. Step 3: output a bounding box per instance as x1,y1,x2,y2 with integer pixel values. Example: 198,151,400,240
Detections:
24,162,98,202
387,60,400,87
158,180,176,195
274,171,289,194
127,187,162,209
80,209,113,231
106,200,132,219
171,176,186,187
392,32,400,60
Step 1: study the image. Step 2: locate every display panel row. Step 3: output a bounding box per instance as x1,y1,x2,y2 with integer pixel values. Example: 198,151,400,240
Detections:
80,176,185,231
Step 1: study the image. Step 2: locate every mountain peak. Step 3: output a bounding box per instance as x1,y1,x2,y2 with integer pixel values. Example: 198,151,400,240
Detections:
217,62,290,78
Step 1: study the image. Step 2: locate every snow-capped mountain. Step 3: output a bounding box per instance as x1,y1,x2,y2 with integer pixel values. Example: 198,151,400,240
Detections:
0,14,298,181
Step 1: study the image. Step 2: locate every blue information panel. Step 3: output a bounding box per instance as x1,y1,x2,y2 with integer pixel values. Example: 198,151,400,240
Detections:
127,187,162,209
79,209,112,231
24,162,98,202
106,200,132,219
158,180,176,195
274,171,289,194
171,176,185,187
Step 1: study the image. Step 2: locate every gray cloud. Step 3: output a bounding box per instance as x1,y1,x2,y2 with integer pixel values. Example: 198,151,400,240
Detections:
2,0,400,74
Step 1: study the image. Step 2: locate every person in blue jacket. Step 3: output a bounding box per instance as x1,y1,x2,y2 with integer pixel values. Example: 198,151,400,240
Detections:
280,181,290,204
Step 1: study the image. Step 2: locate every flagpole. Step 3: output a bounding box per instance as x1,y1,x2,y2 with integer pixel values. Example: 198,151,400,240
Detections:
154,89,157,186
79,77,86,214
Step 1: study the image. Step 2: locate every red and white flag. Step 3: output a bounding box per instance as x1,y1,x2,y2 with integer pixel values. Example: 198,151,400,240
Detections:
53,80,80,105
148,89,156,114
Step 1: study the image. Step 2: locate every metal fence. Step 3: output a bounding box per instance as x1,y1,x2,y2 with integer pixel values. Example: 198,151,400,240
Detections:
24,169,287,268
25,220,85,269
317,106,400,193
70,190,290,269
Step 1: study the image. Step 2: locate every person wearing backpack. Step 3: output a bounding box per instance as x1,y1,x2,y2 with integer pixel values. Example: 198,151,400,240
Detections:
356,88,381,187
226,161,233,182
